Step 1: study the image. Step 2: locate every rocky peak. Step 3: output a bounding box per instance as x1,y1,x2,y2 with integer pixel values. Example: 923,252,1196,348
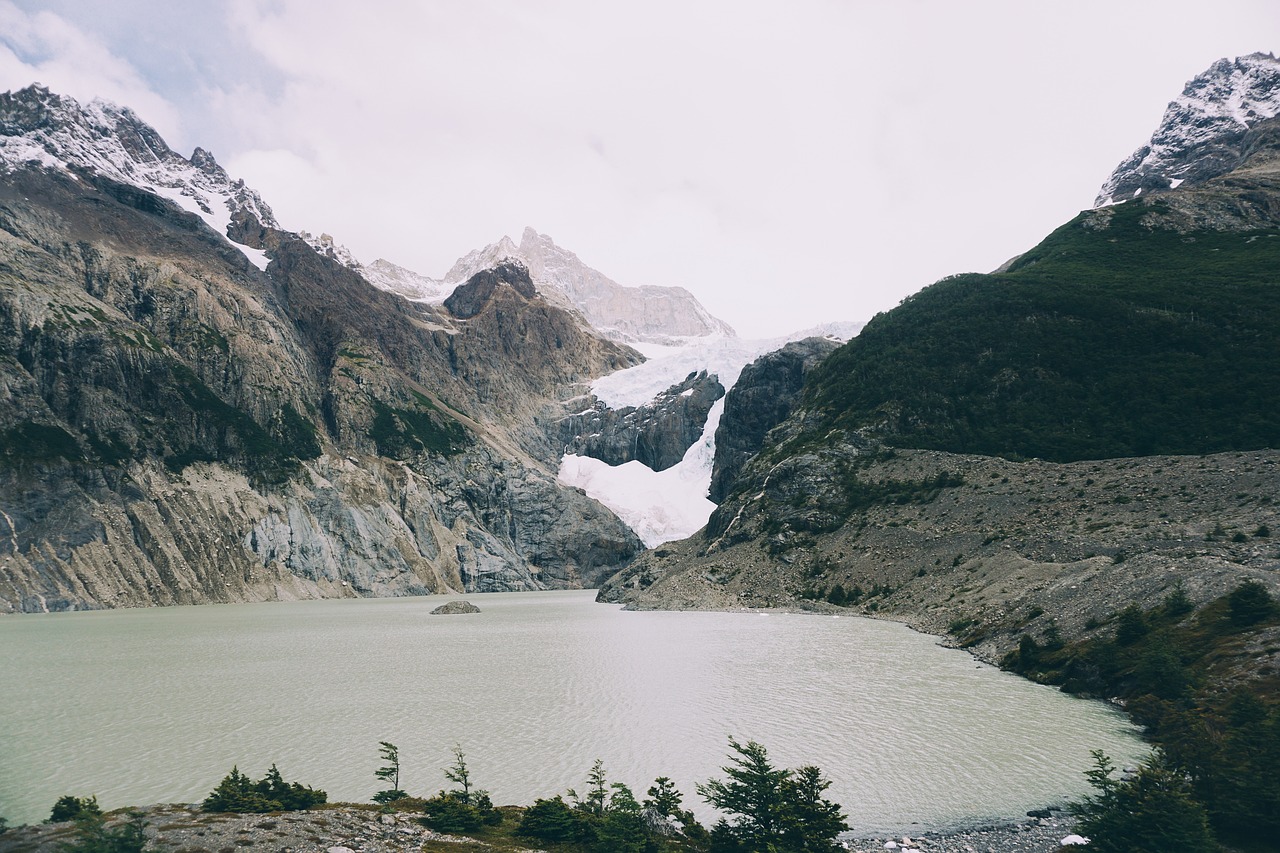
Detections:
443,235,521,284
443,260,538,319
0,84,277,268
1096,52,1280,206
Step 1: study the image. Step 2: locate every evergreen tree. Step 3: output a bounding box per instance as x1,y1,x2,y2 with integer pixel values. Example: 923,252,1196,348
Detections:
59,810,147,853
443,745,473,804
698,738,795,852
1227,579,1274,626
1114,603,1148,646
780,765,848,852
1072,750,1214,853
699,738,848,852
644,776,684,818
48,795,101,823
203,766,280,813
373,741,407,803
516,795,592,845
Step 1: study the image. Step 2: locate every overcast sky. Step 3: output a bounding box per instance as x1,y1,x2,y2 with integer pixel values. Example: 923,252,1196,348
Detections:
1,1,1275,337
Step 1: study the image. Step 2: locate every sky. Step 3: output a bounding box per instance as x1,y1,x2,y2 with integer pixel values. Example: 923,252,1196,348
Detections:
0,1,1276,338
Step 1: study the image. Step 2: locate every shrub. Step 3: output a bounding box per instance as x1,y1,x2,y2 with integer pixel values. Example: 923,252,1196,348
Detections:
49,795,101,823
202,765,326,813
58,810,147,853
516,796,592,845
1228,580,1275,626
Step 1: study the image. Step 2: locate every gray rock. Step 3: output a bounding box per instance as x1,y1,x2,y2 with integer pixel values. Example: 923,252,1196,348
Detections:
559,370,724,471
709,337,839,502
430,599,480,614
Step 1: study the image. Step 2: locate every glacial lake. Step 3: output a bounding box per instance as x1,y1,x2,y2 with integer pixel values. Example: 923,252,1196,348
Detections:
0,591,1144,832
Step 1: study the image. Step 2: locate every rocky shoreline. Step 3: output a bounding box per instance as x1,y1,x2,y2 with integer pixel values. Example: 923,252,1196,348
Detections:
0,803,1086,853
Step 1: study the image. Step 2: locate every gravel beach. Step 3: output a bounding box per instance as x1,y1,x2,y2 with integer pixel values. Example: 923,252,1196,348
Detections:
0,804,1085,853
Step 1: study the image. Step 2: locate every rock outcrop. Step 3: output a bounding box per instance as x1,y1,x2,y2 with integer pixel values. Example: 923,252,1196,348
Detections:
558,371,724,472
708,337,839,502
431,599,480,614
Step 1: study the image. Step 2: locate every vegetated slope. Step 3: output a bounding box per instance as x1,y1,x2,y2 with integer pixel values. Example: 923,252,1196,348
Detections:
0,86,644,612
805,199,1280,463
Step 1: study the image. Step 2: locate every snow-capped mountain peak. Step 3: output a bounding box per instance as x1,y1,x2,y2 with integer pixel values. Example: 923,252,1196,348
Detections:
1096,52,1280,207
436,226,734,346
443,235,521,285
0,85,277,269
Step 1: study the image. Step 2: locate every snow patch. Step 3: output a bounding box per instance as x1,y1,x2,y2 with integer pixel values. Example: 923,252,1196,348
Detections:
559,320,862,546
559,399,722,548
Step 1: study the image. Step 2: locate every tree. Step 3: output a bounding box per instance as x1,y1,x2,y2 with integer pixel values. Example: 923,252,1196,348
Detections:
373,741,407,803
443,745,473,805
258,763,326,811
1227,579,1274,626
1114,603,1148,646
202,765,325,813
570,758,611,816
698,738,792,850
699,738,848,852
644,776,684,818
516,795,592,845
202,766,279,813
1072,750,1214,853
780,765,848,852
48,795,101,823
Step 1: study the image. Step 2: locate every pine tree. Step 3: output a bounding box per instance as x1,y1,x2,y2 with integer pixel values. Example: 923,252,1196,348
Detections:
373,741,407,803
443,745,472,804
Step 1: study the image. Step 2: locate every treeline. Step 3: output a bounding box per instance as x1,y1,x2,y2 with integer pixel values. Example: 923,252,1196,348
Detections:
26,737,850,853
1004,579,1280,851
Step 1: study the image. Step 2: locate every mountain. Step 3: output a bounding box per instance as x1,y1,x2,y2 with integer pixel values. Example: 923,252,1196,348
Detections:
1096,51,1280,206
0,84,646,612
444,226,735,345
603,55,1280,672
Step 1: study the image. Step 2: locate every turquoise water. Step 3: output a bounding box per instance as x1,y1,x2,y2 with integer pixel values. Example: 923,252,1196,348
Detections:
0,591,1143,831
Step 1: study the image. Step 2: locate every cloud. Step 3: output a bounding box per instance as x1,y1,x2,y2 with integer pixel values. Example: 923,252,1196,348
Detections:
0,1,182,144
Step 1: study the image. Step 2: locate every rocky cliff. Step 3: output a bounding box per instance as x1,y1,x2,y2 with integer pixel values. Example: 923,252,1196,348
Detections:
708,337,838,503
0,85,644,612
558,370,724,472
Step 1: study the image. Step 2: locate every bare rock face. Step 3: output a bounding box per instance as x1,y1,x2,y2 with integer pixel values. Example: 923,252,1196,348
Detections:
0,86,645,612
708,337,839,503
559,370,724,472
443,261,538,319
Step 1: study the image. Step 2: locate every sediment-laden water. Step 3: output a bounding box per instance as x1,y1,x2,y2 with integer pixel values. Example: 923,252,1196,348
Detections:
0,591,1143,831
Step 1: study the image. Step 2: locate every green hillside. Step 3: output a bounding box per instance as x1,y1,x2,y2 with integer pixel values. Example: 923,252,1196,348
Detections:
806,198,1280,461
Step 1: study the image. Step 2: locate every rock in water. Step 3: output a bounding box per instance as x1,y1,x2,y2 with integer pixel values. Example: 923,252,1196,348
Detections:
431,600,481,614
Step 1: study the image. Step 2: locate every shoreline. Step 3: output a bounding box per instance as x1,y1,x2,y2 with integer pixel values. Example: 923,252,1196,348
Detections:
0,803,1084,853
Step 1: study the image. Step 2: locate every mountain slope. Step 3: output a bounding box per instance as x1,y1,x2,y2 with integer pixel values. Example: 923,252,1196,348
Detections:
445,226,735,345
603,55,1280,671
0,85,643,612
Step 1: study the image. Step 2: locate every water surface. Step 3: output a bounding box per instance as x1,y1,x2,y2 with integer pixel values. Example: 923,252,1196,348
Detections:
0,591,1143,831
